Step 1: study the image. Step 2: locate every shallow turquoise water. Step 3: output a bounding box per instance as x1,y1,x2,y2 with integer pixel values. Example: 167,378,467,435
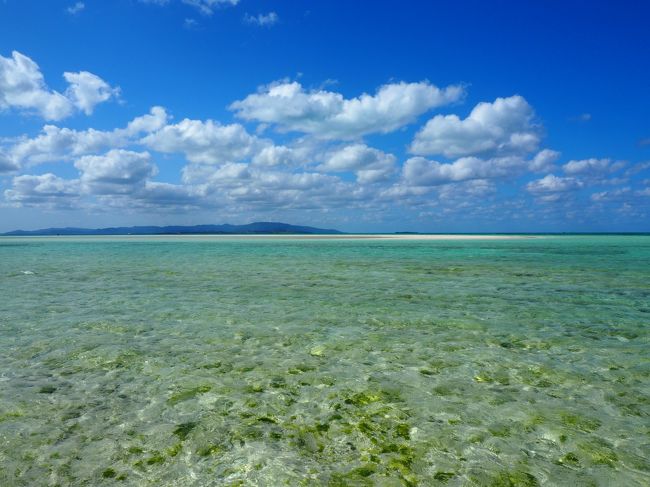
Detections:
0,235,649,486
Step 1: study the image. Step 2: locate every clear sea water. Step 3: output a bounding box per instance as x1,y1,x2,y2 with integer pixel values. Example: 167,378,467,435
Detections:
0,235,648,486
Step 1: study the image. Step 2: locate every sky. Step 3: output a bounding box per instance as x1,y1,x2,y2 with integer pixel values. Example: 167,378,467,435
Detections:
0,0,649,233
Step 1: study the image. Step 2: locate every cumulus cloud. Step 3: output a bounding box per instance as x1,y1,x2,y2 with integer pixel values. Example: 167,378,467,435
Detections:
1,51,73,120
141,118,262,164
562,158,624,176
402,155,526,186
63,71,120,115
529,149,560,173
140,0,239,15
66,2,85,15
4,106,168,167
230,80,464,139
184,0,239,15
318,144,396,183
244,12,279,26
2,66,646,225
134,181,202,208
75,150,157,195
590,187,631,202
251,145,303,167
527,174,583,194
410,95,540,158
0,51,117,120
0,150,20,173
124,106,170,135
179,160,358,211
4,173,80,208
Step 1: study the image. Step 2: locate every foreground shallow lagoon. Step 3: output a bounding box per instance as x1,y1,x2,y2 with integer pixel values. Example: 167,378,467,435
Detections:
1,235,649,486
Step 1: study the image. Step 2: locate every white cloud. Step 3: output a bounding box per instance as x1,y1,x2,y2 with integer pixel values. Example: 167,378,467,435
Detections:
134,181,201,207
410,95,540,158
0,51,117,120
180,160,357,211
251,145,303,167
625,161,650,176
529,149,560,173
318,144,396,183
184,18,199,29
562,158,624,176
67,2,85,15
124,106,170,135
244,12,279,26
206,162,251,182
141,118,261,164
402,155,526,186
1,51,73,120
63,71,120,115
140,0,239,15
75,150,157,195
0,150,20,173
5,106,168,167
3,66,646,226
526,174,583,194
4,173,80,208
254,171,337,191
10,125,120,166
590,187,631,202
182,0,239,15
230,80,464,139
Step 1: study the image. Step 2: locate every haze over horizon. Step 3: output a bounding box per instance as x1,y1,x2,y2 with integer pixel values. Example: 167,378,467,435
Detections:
1,1,649,233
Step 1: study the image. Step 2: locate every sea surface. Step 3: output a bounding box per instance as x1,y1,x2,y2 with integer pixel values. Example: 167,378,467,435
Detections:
0,235,648,486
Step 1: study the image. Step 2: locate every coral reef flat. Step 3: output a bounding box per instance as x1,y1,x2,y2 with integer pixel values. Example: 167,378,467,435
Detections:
1,235,649,485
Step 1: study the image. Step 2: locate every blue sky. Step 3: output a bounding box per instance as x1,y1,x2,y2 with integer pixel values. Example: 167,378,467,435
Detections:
0,0,648,232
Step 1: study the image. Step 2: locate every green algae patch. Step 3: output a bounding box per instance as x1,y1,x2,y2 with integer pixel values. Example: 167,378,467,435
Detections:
560,412,602,432
166,443,183,457
288,364,316,374
310,345,325,357
168,385,212,405
200,360,222,369
197,444,224,457
173,421,198,440
488,423,513,438
556,452,580,467
270,376,287,388
351,464,376,477
101,468,116,478
245,382,265,393
395,423,410,440
342,389,399,408
145,453,165,465
474,370,510,385
0,410,24,422
489,469,539,486
256,416,277,424
39,385,57,394
577,439,618,466
419,368,437,376
433,471,455,482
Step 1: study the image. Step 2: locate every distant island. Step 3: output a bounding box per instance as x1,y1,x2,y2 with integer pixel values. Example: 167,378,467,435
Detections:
1,222,344,236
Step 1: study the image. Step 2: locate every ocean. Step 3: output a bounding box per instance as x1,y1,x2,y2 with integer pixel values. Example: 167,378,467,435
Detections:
1,235,648,485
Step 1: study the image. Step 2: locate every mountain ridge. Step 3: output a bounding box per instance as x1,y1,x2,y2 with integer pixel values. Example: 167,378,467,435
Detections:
1,222,344,236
